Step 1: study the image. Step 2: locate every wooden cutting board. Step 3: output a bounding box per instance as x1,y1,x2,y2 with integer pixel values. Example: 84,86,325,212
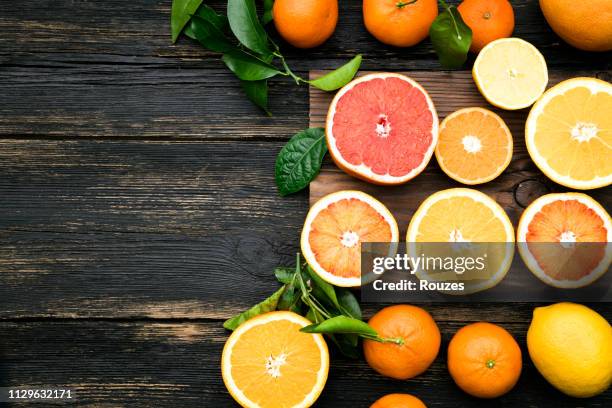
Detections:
308,70,609,237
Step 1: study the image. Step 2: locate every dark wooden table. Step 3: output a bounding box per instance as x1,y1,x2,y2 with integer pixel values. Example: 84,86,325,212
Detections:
0,1,610,406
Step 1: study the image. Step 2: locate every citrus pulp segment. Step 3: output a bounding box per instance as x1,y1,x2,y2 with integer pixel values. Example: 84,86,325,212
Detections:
517,193,612,288
326,73,438,185
221,311,329,408
525,77,612,189
406,188,515,294
473,38,548,110
435,107,513,184
301,190,399,287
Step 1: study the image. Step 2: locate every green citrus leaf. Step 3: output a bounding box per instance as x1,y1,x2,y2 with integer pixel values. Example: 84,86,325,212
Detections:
171,0,204,43
429,4,472,68
227,0,271,55
262,0,274,25
190,16,236,53
184,4,228,40
274,267,295,284
223,285,285,330
241,79,270,115
275,128,327,196
336,288,362,320
306,266,340,310
309,55,362,91
301,315,378,336
222,50,281,81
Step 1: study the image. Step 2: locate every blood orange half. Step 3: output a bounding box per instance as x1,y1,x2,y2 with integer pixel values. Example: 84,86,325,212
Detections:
517,193,612,288
326,73,438,185
301,190,399,287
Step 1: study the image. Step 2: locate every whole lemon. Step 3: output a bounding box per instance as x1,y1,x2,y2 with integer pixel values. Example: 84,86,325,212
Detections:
527,302,612,398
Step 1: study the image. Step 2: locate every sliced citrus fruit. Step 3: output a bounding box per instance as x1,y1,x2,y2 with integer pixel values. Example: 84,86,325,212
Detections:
221,311,329,408
517,193,611,288
326,73,438,185
302,190,399,287
473,38,548,110
525,77,612,190
406,188,515,294
435,107,513,184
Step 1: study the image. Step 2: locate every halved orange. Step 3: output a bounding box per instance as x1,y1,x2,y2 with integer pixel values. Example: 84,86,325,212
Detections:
435,107,513,184
221,311,329,408
517,193,611,288
406,188,515,294
526,77,612,190
301,190,399,287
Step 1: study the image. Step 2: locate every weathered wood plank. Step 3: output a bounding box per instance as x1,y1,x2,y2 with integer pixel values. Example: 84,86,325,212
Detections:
309,70,611,232
1,1,610,140
0,1,609,68
0,319,610,407
0,68,308,140
0,140,306,318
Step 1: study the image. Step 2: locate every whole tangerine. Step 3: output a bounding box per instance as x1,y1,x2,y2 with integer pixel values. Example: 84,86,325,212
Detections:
371,393,427,408
447,322,522,398
363,0,439,47
363,305,441,380
457,0,514,52
273,0,338,48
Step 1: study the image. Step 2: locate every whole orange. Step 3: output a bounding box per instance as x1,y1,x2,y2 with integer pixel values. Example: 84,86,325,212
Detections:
447,322,522,398
363,0,438,47
371,393,427,408
540,0,612,51
457,0,514,52
273,0,338,48
363,305,441,380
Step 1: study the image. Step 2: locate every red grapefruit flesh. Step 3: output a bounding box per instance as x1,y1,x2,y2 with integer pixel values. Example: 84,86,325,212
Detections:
326,73,438,185
517,193,612,288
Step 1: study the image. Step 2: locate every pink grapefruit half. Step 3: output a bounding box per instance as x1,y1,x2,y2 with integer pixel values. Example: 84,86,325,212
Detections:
325,73,439,185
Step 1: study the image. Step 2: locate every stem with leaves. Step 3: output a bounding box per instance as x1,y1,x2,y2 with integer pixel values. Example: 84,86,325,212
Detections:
170,0,362,114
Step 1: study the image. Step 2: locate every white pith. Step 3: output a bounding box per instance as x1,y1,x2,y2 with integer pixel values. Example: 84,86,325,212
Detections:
375,114,391,138
525,77,612,190
473,38,548,110
462,135,482,153
326,73,439,184
341,231,359,248
301,190,399,287
221,312,329,408
265,353,287,378
449,229,470,242
435,107,513,185
559,231,576,248
571,122,598,143
406,188,515,295
517,193,612,289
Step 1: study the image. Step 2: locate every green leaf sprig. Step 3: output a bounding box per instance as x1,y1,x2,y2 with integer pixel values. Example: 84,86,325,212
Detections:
430,0,473,68
275,127,327,196
171,0,362,114
223,254,403,357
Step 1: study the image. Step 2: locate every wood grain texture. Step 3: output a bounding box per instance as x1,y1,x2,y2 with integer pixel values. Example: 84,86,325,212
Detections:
309,70,611,232
0,1,610,140
0,0,610,406
0,140,306,318
1,317,611,407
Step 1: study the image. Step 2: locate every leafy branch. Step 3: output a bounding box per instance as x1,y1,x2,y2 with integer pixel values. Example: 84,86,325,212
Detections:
224,254,403,358
171,0,362,114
